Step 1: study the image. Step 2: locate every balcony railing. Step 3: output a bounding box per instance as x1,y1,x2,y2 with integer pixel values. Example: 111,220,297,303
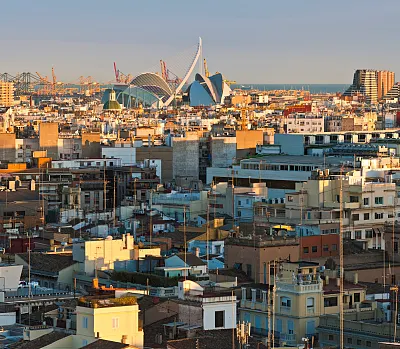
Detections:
280,333,296,343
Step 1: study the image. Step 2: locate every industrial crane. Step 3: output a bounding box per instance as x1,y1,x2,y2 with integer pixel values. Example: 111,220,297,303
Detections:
159,60,182,87
113,62,132,84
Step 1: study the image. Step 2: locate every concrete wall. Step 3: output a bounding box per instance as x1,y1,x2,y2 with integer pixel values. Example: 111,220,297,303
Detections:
39,122,59,159
136,146,173,184
274,134,305,156
82,133,101,158
236,130,264,150
0,133,16,162
172,135,199,180
211,137,236,168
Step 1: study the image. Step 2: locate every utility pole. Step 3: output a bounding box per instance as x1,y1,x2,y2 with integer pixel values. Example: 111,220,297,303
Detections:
339,168,344,349
391,285,399,342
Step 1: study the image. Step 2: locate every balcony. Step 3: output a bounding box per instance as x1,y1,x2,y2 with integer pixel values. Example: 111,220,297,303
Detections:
280,306,291,314
280,333,296,343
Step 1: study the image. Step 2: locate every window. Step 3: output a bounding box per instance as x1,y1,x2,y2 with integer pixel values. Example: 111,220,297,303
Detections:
323,244,329,252
328,335,334,341
375,212,384,219
364,213,370,220
324,297,338,307
281,297,291,308
375,197,383,205
364,197,369,206
365,230,373,238
355,231,362,239
287,320,294,334
246,264,252,277
331,244,337,251
82,316,88,329
395,242,399,254
354,293,360,303
347,338,352,344
303,247,309,254
350,196,359,203
82,339,88,346
215,311,225,328
352,214,359,221
306,297,315,308
357,339,362,346
366,341,372,347
112,317,119,329
312,246,317,253
287,195,293,202
344,231,351,239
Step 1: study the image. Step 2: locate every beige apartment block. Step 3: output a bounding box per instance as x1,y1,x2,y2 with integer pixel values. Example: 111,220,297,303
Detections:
0,82,14,107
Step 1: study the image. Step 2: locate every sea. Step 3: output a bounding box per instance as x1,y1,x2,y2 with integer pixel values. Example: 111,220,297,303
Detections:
231,84,348,94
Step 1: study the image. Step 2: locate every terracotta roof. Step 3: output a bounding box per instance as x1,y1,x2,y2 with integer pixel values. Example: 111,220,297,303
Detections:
17,253,77,275
81,339,129,348
13,331,69,348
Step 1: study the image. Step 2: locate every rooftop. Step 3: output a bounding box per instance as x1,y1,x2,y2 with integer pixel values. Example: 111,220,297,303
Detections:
17,253,76,275
78,295,137,308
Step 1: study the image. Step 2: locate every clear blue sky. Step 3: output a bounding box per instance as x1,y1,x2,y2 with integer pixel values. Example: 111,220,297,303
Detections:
1,0,399,84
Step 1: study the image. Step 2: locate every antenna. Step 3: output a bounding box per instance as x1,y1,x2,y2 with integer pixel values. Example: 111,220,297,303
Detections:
339,167,344,349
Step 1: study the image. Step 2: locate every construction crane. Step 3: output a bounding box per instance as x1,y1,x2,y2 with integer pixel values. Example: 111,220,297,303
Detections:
204,58,210,78
36,71,52,95
215,71,236,86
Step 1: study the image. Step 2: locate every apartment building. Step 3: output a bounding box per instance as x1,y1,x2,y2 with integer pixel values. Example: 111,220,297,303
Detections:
0,82,14,107
285,114,324,133
239,262,366,347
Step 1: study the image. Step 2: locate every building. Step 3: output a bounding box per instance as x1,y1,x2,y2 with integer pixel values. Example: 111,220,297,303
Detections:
318,303,400,349
172,133,200,181
15,253,77,290
224,235,300,283
285,114,324,133
377,70,395,100
176,280,237,330
0,189,46,233
157,252,207,278
0,82,14,107
184,73,231,107
73,234,161,277
239,262,366,347
343,69,395,104
39,122,59,160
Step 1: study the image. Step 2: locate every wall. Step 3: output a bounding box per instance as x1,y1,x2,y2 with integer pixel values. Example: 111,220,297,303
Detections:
0,133,16,162
39,122,59,160
224,242,300,283
82,133,101,158
236,130,264,150
300,234,339,259
211,137,236,168
101,147,136,165
136,146,173,184
274,134,304,156
203,301,236,330
172,134,199,180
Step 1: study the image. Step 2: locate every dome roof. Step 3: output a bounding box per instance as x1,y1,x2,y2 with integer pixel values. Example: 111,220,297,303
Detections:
103,100,122,110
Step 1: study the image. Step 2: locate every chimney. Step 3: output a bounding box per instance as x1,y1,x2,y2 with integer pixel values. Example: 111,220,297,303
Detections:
121,335,128,344
194,247,200,257
354,272,358,284
336,278,340,287
92,278,99,289
325,275,329,285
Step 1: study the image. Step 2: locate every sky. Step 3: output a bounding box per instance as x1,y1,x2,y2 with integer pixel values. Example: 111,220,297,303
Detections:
1,0,399,84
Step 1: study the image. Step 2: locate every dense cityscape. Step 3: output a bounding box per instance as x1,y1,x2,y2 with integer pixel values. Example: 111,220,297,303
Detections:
1,4,400,348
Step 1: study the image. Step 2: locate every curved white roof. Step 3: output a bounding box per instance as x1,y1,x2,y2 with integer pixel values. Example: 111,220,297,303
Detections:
131,72,172,96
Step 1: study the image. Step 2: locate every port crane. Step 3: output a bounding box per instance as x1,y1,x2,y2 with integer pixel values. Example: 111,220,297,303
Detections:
113,62,132,84
160,60,182,88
